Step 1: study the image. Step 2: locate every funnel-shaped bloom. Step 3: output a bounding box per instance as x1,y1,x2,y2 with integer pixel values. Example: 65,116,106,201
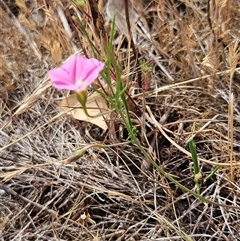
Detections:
49,56,104,91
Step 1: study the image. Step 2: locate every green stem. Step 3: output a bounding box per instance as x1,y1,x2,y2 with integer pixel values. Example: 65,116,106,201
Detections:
118,93,239,209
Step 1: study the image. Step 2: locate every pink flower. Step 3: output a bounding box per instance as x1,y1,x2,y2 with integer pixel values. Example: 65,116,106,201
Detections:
49,55,104,91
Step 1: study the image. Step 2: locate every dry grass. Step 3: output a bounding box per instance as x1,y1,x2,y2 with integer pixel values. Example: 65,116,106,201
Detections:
0,0,240,240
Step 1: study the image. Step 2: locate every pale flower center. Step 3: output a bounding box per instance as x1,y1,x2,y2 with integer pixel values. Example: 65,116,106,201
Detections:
76,78,84,86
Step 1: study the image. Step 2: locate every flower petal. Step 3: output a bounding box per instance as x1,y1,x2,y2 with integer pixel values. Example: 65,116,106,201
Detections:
59,56,81,81
74,57,104,86
49,67,75,90
49,55,104,91
52,80,80,90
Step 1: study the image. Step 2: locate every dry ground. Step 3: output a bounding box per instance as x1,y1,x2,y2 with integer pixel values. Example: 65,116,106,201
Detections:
0,0,240,240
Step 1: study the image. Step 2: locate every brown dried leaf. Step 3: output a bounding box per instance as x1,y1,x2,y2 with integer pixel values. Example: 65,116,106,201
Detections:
60,92,110,130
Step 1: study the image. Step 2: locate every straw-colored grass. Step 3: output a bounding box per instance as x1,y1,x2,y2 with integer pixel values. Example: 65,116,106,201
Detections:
1,0,240,240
